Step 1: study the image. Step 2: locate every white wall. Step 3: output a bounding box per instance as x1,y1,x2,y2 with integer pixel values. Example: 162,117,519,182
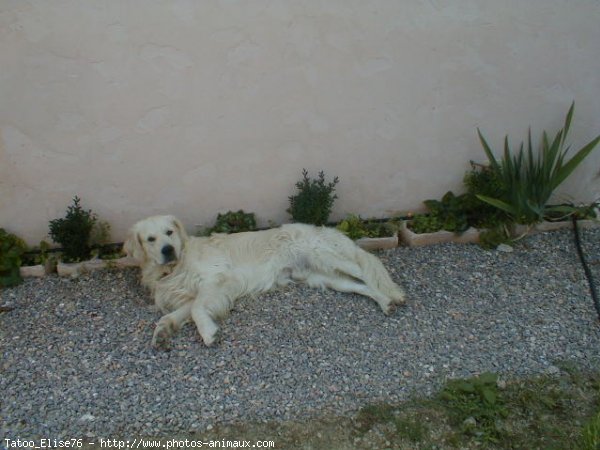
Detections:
1,1,600,244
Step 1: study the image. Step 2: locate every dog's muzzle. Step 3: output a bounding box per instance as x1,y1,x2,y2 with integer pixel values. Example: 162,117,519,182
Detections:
161,245,177,264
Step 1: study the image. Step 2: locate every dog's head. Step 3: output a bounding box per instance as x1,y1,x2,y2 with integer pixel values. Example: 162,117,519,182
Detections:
124,215,188,267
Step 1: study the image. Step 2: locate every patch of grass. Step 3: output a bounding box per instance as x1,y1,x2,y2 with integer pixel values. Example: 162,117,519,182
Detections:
437,372,508,444
355,402,396,433
580,411,600,450
394,416,428,443
501,369,600,449
350,368,600,449
344,364,600,450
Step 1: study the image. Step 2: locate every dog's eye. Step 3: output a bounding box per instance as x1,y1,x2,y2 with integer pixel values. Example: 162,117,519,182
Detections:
147,236,156,242
166,230,173,236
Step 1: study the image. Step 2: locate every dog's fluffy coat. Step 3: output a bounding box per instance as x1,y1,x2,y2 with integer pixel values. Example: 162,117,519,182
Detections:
125,215,406,347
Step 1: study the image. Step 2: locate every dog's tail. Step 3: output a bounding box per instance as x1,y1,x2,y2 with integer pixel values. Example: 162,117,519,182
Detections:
354,247,406,304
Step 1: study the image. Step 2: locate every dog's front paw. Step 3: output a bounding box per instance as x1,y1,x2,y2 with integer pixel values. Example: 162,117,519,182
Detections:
152,322,172,350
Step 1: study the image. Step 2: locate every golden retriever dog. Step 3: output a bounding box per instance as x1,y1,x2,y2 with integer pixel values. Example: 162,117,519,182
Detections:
124,215,406,348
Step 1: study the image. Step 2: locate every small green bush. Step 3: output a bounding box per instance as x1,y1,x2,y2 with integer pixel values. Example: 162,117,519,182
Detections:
207,210,257,235
48,196,97,262
287,169,339,226
463,163,510,229
0,228,27,287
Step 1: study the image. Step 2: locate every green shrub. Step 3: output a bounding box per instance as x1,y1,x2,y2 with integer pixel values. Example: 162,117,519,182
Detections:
336,215,397,240
48,196,97,262
287,169,339,226
477,102,600,224
0,228,27,287
207,210,257,235
463,163,511,229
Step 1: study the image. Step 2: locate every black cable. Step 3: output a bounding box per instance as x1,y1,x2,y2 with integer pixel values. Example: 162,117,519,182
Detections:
571,215,600,322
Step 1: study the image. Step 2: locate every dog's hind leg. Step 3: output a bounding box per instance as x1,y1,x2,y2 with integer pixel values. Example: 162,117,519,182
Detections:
152,303,192,349
310,245,406,308
305,273,396,315
345,248,406,306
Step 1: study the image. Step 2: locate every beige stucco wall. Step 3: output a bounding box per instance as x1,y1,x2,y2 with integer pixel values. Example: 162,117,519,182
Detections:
1,1,600,245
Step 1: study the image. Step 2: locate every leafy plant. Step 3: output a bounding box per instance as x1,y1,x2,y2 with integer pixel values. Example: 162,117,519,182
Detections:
423,191,470,232
0,228,27,287
478,226,512,250
48,196,97,262
477,102,600,224
408,191,470,234
287,169,339,226
543,200,599,222
438,372,508,444
205,210,257,235
408,163,512,236
90,220,111,247
336,215,397,240
89,220,115,259
22,240,52,266
407,213,444,234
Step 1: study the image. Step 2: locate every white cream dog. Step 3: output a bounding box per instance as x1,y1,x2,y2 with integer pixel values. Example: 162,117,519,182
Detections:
124,215,406,348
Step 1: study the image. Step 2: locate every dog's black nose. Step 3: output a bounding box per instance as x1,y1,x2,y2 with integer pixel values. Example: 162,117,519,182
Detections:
162,245,175,262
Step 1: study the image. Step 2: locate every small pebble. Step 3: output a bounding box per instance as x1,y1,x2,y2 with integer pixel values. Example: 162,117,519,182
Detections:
496,243,514,253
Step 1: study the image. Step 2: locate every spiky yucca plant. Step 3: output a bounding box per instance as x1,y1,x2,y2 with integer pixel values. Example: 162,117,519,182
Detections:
477,102,600,224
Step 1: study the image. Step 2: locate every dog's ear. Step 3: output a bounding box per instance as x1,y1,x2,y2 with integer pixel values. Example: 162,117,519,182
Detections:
170,216,189,243
123,229,146,262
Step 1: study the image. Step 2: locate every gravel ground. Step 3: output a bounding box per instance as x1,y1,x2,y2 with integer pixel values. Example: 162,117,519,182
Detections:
1,227,600,440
